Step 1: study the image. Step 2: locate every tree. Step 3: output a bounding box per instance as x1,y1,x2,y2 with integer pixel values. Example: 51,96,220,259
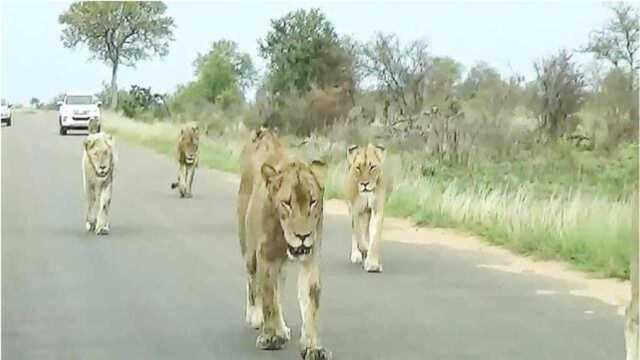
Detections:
59,2,175,108
361,33,431,114
193,40,256,100
259,8,354,95
582,2,639,73
174,40,255,110
533,50,586,139
29,97,41,108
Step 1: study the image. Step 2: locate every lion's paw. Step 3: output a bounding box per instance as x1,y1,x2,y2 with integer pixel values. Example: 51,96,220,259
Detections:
363,258,382,273
185,193,193,199
301,347,332,360
96,225,110,236
85,221,95,232
280,324,291,341
256,331,288,350
350,250,363,264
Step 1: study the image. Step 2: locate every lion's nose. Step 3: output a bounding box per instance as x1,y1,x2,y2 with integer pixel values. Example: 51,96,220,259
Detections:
295,232,311,242
99,165,107,170
360,181,369,187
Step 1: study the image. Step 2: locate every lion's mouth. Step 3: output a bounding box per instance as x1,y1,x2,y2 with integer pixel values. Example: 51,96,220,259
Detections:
287,244,312,258
96,169,110,178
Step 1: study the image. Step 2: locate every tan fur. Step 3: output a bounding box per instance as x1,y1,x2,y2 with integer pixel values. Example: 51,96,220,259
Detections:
344,144,390,272
237,129,331,359
170,123,200,198
88,118,101,134
626,190,639,360
82,133,115,235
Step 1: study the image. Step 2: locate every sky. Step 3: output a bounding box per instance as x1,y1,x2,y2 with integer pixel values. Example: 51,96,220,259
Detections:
0,0,613,105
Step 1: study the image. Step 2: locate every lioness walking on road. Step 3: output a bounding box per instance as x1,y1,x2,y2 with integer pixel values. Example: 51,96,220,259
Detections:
237,128,331,360
83,132,116,235
171,123,200,198
345,144,391,273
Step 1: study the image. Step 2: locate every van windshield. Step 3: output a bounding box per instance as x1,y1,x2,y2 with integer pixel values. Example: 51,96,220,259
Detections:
66,96,93,105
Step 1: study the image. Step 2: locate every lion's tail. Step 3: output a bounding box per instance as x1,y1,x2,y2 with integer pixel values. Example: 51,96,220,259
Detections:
171,182,178,189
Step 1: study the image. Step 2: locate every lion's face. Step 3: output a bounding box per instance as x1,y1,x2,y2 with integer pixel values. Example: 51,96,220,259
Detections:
180,126,200,164
261,161,327,261
347,144,386,194
84,134,114,178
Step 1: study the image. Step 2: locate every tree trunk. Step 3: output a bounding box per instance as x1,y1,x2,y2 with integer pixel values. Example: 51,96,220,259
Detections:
110,61,119,110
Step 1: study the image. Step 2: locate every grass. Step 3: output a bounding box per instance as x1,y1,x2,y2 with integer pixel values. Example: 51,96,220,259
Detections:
103,111,636,280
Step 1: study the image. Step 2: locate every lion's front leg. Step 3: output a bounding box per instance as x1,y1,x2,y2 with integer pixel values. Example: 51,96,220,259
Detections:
85,183,97,232
244,252,263,329
178,163,188,197
349,207,363,264
256,255,289,350
185,164,195,198
95,182,112,235
364,206,383,273
298,261,331,360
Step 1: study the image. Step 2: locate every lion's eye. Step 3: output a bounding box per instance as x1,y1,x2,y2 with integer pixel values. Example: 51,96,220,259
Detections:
369,164,377,171
281,200,292,212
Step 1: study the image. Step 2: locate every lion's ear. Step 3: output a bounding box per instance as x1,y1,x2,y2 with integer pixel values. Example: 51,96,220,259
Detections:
310,160,328,189
261,163,281,191
252,127,264,143
373,144,386,162
347,145,359,165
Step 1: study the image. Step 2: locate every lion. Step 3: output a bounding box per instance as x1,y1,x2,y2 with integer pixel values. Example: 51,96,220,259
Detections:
82,132,116,235
88,117,101,134
344,144,391,273
237,129,331,360
626,191,639,360
170,123,200,198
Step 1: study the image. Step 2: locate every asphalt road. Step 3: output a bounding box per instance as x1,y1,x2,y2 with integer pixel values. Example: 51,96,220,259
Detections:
2,111,625,359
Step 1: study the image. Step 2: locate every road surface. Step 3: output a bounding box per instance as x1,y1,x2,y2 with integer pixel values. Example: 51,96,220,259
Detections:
2,111,625,359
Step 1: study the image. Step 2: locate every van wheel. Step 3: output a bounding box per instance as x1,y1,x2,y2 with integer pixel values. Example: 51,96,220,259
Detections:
59,126,67,135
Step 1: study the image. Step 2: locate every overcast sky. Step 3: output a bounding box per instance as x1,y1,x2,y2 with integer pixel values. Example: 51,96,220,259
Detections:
1,0,612,104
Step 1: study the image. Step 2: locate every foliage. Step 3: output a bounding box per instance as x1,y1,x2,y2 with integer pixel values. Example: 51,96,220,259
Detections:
532,50,586,139
59,2,175,107
582,2,639,72
173,40,255,111
361,33,431,114
259,8,354,95
29,97,41,108
119,85,168,119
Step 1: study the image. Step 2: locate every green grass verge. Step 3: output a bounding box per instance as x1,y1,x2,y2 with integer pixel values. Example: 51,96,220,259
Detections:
103,112,634,280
